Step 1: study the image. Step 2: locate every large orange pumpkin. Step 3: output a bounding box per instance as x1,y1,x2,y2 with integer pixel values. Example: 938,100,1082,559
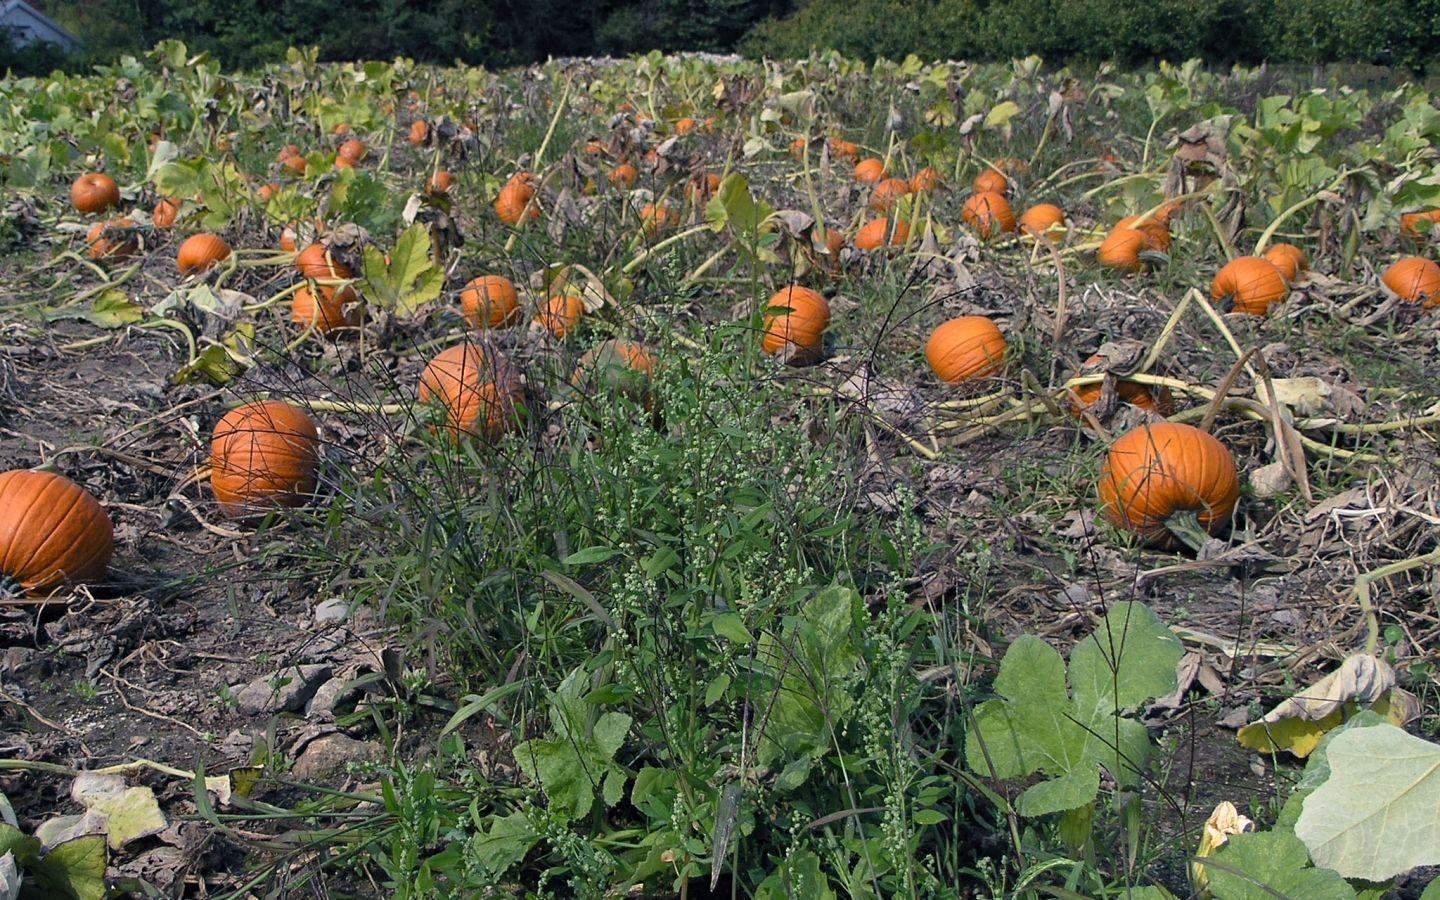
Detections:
761,285,830,364
961,191,1016,240
1068,355,1174,418
571,339,657,406
853,158,886,183
460,275,522,329
1211,256,1288,315
1097,422,1240,549
86,218,139,261
71,173,121,214
534,293,586,339
417,343,525,442
972,168,1008,196
495,173,540,226
1381,256,1440,307
177,233,232,275
152,197,181,229
295,242,352,281
1261,243,1307,283
209,400,321,518
1019,203,1066,240
0,469,113,596
868,177,911,213
1097,215,1171,271
854,216,910,251
291,284,358,333
909,167,942,193
925,316,1006,383
1399,209,1440,241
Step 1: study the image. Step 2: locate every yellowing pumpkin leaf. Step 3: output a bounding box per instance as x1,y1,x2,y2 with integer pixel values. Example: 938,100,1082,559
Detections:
1236,655,1418,757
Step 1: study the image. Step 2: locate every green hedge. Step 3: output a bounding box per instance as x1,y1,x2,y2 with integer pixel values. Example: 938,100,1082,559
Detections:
740,0,1439,71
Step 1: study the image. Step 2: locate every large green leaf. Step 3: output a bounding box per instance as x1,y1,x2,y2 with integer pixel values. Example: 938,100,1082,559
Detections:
361,224,443,315
1206,830,1354,900
965,602,1182,816
1294,724,1440,881
512,668,631,824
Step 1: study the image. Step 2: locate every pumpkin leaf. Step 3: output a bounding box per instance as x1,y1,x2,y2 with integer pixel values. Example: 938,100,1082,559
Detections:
1237,655,1418,758
705,173,774,236
361,224,443,315
965,602,1182,816
1294,724,1440,881
69,774,167,851
984,101,1021,130
83,291,145,328
173,345,243,386
1206,830,1354,900
27,834,106,900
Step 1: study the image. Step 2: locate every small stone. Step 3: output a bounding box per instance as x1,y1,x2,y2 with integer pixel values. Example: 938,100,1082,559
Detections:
291,733,383,781
304,672,361,722
232,664,332,716
314,597,353,625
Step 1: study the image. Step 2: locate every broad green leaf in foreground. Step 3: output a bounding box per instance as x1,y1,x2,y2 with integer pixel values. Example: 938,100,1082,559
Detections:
965,602,1182,816
361,224,444,315
1294,724,1440,881
512,668,631,824
1206,830,1354,900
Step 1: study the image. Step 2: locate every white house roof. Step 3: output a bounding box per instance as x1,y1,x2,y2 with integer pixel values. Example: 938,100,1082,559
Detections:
1,0,81,51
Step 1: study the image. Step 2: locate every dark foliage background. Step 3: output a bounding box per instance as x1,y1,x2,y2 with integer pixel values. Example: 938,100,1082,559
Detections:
6,0,1437,75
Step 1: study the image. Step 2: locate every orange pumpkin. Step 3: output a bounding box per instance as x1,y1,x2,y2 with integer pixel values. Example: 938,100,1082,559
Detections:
337,139,367,163
762,285,830,364
685,172,721,205
1098,215,1171,271
827,137,860,161
1261,243,1307,283
0,469,113,596
853,158,886,183
638,201,679,237
209,400,321,518
295,242,352,281
408,120,430,146
257,182,281,203
909,167,941,193
674,117,698,135
571,339,657,405
1068,355,1174,418
282,153,308,176
609,163,639,189
854,217,909,251
177,233,232,275
788,137,809,161
1097,422,1240,548
534,293,585,339
460,275,522,328
961,191,1016,240
1381,256,1440,307
925,316,1006,383
86,218,139,261
417,343,525,442
427,170,457,194
972,168,1008,195
1399,209,1440,241
71,173,121,214
1211,256,1288,315
152,197,181,229
868,177,911,213
291,284,358,333
495,173,540,226
1019,203,1066,239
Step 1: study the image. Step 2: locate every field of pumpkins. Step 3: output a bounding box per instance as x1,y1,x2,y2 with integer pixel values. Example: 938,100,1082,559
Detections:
1,43,1438,898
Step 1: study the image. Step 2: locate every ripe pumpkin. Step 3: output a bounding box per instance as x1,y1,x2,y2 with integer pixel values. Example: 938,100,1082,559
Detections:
925,316,1006,383
257,182,281,203
638,201,679,237
418,343,525,442
685,172,721,205
762,285,830,364
1098,215,1170,271
868,177,911,213
853,158,886,183
460,275,522,328
1068,355,1173,418
675,117,698,135
854,217,909,251
534,293,585,339
71,173,121,214
337,139,367,163
282,153,308,176
291,284,358,333
609,163,638,188
1019,203,1066,239
961,191,1016,240
1399,209,1440,241
788,137,809,161
427,170,457,194
86,218,139,261
827,137,860,161
209,400,321,518
571,338,657,405
177,233,232,275
1261,243,1307,283
1097,421,1240,549
408,120,429,145
295,242,352,281
972,168,1008,195
152,197,181,229
0,469,113,596
276,144,301,163
1381,256,1440,307
1211,256,1288,315
910,167,941,193
495,173,540,226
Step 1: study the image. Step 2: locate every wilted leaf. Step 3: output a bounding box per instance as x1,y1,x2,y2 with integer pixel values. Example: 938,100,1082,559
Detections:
0,851,18,900
69,773,167,851
173,345,243,385
1237,655,1410,758
83,291,144,328
1294,724,1440,881
1264,377,1365,419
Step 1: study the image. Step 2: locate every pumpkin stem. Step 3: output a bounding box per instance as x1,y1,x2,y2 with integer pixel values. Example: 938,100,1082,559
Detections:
1164,509,1213,553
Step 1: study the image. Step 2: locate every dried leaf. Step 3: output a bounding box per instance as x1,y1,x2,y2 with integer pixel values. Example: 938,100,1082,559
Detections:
1237,655,1406,757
